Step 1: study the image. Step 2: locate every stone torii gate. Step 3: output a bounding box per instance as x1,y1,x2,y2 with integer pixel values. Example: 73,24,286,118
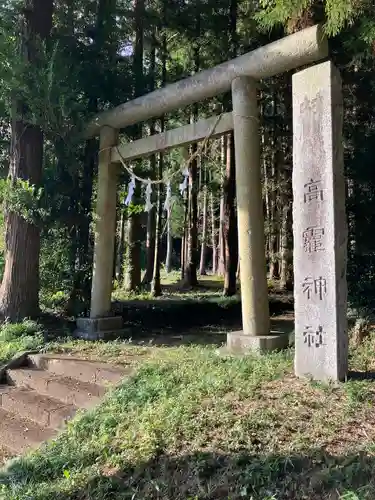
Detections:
76,25,348,382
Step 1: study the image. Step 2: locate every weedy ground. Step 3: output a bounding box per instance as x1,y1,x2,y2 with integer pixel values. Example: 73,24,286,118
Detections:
0,275,374,499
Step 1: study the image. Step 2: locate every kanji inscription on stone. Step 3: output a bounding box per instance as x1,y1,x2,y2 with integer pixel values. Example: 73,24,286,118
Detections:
292,61,348,382
302,276,327,300
304,179,324,203
303,325,325,348
302,226,325,253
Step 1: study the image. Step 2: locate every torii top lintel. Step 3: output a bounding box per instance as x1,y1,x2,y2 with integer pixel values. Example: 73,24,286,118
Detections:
85,24,328,139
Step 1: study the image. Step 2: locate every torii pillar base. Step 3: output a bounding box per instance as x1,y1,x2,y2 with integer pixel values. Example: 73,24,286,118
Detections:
226,331,289,354
75,316,124,341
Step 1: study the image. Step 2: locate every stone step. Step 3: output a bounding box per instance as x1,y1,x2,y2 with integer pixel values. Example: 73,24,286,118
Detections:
0,386,77,430
7,368,105,408
0,407,55,454
28,354,128,386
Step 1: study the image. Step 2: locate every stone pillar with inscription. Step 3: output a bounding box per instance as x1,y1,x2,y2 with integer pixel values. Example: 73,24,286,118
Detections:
293,61,348,381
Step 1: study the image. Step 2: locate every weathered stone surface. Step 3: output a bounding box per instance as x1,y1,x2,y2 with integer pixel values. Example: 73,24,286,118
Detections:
75,316,123,340
292,61,348,382
112,113,233,163
231,77,270,339
90,126,119,319
86,25,328,137
226,331,289,353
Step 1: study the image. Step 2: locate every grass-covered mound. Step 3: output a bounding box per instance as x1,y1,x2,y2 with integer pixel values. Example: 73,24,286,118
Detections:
1,337,375,499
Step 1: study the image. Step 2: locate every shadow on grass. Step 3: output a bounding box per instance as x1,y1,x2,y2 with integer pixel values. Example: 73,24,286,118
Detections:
2,449,374,499
39,293,294,348
110,314,294,348
112,295,293,335
348,370,375,381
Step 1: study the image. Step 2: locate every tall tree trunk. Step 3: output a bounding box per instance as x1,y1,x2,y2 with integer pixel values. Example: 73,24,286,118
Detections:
124,213,142,291
182,3,200,287
218,135,226,276
142,150,156,286
223,132,238,295
199,184,208,275
0,0,53,321
279,74,293,290
116,209,126,282
222,0,238,295
218,194,225,276
165,207,173,272
151,20,167,294
268,92,279,281
79,137,97,303
261,92,271,276
279,199,292,290
183,140,199,286
151,149,163,297
181,191,188,280
141,33,157,286
210,190,217,275
181,234,185,275
125,0,144,290
76,0,117,305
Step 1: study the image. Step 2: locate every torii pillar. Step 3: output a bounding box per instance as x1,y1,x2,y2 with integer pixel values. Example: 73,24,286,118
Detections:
76,126,123,339
226,77,289,352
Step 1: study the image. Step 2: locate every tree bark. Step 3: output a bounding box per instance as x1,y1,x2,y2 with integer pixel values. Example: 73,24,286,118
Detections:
182,6,200,287
279,199,292,290
268,93,280,281
125,0,144,291
217,135,226,276
0,0,53,321
78,137,97,303
181,187,188,280
124,213,142,291
222,0,238,296
142,148,156,286
181,233,185,276
210,190,217,275
199,185,208,275
151,18,167,294
141,34,157,287
76,0,117,305
165,207,173,273
279,74,293,290
223,132,238,296
151,150,163,297
183,141,199,286
115,209,126,282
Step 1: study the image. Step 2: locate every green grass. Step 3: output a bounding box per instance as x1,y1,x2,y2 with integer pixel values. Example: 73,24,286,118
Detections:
112,272,230,303
1,334,375,499
0,320,43,365
112,271,277,304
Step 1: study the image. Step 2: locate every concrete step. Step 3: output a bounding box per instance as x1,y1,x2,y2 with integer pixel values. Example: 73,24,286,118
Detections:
0,407,55,454
7,368,105,408
28,354,128,386
0,386,77,429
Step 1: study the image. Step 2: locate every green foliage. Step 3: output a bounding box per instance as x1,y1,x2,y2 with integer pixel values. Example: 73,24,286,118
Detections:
0,319,43,364
0,178,47,225
255,0,312,30
255,0,372,37
42,291,70,311
0,0,373,311
0,319,41,342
